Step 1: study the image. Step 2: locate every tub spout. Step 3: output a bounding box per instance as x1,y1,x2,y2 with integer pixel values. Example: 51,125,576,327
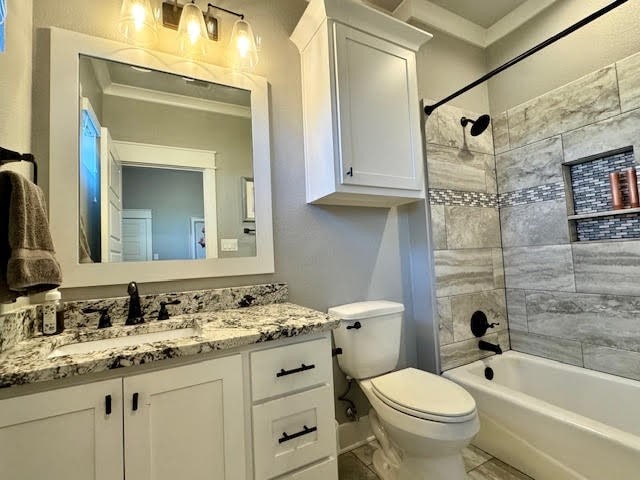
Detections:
479,340,502,355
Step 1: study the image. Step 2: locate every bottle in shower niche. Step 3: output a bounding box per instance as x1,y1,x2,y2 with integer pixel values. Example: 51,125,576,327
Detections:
42,290,62,335
626,168,639,208
610,171,624,210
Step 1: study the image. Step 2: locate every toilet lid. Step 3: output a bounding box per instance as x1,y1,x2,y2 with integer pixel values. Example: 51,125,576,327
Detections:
371,368,476,423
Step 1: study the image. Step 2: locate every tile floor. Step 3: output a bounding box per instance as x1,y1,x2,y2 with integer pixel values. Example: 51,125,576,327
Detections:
338,441,533,480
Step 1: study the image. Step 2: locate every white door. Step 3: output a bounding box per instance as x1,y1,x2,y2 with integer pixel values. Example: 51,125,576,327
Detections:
100,129,123,262
333,23,422,191
123,356,246,480
0,379,123,480
122,209,153,262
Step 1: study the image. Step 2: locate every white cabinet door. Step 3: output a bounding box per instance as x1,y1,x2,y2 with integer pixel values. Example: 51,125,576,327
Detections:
0,379,124,480
123,355,246,480
333,23,422,191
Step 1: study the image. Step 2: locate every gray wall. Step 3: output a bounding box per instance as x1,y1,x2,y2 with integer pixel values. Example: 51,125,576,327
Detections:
494,49,640,381
417,27,489,113
122,166,204,261
424,103,509,371
0,0,32,152
487,0,640,113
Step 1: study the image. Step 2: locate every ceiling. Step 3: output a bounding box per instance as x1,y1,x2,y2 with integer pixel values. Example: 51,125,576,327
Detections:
369,0,529,27
425,0,529,28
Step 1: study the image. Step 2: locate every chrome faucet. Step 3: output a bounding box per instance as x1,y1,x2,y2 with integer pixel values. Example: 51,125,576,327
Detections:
125,281,144,326
478,340,502,355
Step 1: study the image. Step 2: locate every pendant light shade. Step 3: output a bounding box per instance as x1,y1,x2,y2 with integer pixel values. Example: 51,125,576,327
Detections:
229,19,259,71
118,0,158,47
177,1,209,57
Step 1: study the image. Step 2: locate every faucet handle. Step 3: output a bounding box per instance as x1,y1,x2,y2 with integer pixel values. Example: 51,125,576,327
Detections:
158,299,181,320
82,307,112,329
470,311,499,337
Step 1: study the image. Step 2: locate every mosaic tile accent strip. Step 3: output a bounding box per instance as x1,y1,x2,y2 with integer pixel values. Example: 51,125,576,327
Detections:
575,213,640,241
429,189,498,208
570,150,636,214
498,182,565,207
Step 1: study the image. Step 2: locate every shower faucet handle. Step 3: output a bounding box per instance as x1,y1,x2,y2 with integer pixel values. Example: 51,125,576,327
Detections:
470,311,498,337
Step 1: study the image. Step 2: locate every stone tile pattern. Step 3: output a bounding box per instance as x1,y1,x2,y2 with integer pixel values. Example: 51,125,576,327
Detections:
338,441,532,480
429,188,498,208
425,104,509,372
495,47,640,382
570,149,636,214
498,181,565,207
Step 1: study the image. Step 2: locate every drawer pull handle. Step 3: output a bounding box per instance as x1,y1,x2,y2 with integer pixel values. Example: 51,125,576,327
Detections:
132,392,139,411
278,425,318,444
105,395,112,415
276,363,316,378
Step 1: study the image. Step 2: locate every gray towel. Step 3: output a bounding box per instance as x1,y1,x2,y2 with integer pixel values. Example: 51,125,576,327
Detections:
0,171,62,301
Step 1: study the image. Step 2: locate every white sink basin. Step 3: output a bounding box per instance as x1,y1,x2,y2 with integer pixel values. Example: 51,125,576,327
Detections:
48,328,200,359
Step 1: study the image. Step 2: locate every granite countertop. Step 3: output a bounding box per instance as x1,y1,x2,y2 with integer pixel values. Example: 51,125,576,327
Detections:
0,303,339,389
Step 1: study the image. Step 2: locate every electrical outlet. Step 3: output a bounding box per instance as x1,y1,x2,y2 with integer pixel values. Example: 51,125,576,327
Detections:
221,239,239,252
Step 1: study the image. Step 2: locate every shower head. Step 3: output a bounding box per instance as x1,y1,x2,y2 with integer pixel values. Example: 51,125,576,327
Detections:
461,114,491,136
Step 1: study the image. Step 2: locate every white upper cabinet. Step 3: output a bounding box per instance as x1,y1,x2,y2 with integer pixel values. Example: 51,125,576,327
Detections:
291,0,432,207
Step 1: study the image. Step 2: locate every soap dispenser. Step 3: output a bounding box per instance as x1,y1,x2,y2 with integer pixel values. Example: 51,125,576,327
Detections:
42,290,62,335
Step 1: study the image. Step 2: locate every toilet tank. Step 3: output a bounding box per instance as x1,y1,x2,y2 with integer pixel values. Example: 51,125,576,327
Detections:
329,301,404,379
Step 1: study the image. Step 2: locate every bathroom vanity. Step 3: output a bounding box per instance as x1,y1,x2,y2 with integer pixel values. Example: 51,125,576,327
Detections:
0,289,340,480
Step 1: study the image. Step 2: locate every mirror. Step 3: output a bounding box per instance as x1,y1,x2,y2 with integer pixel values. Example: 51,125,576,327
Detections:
78,55,256,264
47,28,274,287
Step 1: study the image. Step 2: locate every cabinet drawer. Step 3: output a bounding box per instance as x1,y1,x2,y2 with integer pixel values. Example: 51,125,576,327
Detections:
279,457,337,480
253,385,335,480
251,337,332,401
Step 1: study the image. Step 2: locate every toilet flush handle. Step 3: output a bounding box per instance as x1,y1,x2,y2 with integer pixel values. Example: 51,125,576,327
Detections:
346,321,362,330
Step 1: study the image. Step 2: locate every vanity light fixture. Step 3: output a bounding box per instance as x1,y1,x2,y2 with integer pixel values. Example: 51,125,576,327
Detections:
118,0,158,47
161,1,260,69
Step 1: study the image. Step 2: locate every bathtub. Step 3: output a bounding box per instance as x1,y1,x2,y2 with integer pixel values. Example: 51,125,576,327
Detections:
444,351,640,480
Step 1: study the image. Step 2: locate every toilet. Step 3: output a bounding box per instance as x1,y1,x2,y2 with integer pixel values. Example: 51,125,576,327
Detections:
330,301,479,480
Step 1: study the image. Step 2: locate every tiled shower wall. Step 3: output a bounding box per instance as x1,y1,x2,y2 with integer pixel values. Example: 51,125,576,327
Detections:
425,104,510,371
494,50,640,381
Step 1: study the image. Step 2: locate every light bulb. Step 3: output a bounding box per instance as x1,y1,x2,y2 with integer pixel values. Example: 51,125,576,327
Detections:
131,3,146,31
188,18,201,44
237,32,250,58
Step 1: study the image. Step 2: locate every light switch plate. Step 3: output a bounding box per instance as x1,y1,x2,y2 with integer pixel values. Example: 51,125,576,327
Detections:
221,239,239,252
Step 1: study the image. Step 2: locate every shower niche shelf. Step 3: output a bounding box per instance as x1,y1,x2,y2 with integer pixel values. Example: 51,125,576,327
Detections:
564,148,639,243
567,207,640,221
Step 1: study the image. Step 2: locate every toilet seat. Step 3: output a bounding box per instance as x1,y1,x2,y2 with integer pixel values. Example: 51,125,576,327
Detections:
370,368,477,423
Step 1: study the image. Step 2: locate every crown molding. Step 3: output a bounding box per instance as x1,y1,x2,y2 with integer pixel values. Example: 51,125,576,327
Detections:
393,0,558,48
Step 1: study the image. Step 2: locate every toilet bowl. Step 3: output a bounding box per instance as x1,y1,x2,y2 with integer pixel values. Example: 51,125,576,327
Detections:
329,301,480,480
